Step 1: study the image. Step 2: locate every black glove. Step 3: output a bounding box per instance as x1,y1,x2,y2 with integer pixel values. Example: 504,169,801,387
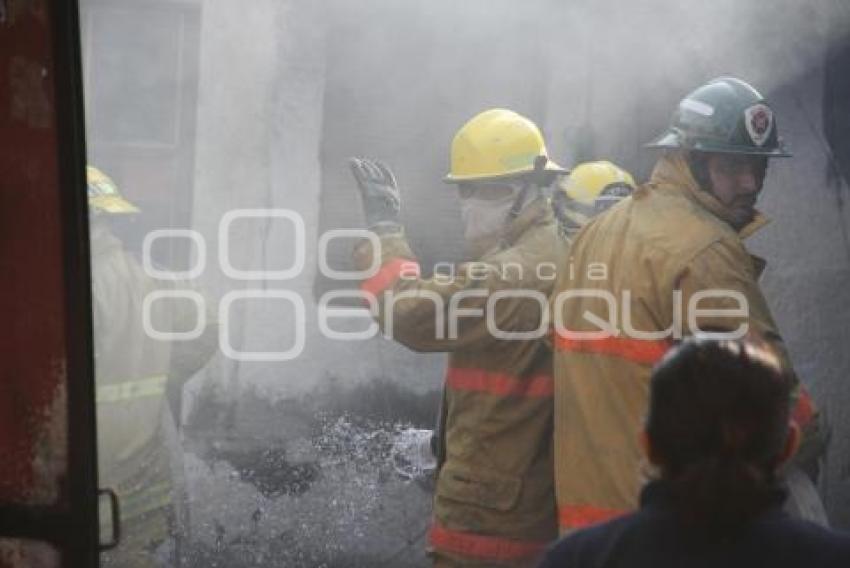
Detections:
348,157,402,232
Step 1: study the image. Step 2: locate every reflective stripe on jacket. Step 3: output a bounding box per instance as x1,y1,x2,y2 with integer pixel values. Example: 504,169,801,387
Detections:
96,374,168,404
354,198,563,565
551,153,823,533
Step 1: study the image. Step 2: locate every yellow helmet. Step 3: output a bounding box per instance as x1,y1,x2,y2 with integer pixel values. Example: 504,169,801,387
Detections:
560,160,636,205
554,161,635,238
445,108,567,183
87,166,139,214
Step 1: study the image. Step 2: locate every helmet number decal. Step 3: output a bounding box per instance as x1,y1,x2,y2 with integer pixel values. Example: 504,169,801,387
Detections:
744,104,773,147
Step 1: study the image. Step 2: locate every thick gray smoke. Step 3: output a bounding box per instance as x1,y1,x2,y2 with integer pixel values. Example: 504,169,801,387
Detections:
317,0,850,282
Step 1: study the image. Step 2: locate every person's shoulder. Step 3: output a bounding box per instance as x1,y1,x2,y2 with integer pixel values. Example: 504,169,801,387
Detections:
539,512,645,567
574,184,722,264
756,515,850,566
643,185,729,246
784,518,850,550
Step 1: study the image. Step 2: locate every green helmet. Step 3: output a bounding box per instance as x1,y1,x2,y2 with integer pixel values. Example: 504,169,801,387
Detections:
647,77,791,158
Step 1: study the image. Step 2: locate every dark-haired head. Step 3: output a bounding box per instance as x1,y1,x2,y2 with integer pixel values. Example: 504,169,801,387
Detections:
642,336,799,535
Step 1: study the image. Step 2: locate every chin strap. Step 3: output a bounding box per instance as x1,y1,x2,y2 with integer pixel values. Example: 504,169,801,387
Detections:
685,151,713,194
507,155,549,221
499,155,548,249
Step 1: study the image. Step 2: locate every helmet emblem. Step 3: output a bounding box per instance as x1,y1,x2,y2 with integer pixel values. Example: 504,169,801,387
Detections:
744,103,773,147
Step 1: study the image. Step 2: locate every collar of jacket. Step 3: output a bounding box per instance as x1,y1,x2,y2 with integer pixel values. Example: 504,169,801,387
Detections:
639,479,787,517
648,153,771,240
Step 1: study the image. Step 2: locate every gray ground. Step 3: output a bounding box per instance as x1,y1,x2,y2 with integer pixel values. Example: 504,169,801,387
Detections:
179,380,439,568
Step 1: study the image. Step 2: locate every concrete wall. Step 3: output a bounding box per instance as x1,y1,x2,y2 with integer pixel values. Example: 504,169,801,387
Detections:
191,0,445,405
756,73,850,527
186,2,443,564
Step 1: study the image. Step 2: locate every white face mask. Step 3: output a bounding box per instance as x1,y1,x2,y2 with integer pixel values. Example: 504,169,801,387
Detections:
459,192,517,244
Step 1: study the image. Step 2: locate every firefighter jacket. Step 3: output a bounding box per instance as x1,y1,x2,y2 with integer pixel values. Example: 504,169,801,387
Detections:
551,153,823,533
354,197,563,566
91,222,216,543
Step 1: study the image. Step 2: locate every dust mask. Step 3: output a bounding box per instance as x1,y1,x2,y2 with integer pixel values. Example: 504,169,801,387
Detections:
460,193,517,244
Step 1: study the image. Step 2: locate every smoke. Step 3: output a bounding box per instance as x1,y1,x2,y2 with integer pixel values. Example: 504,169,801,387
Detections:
79,0,850,562
317,0,850,278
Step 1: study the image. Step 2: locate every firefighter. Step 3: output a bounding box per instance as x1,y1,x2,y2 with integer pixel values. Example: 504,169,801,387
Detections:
551,77,827,533
349,108,567,567
551,160,636,241
88,166,217,567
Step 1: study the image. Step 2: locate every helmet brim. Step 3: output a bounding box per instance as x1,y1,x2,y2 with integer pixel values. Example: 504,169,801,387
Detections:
444,160,569,184
89,194,141,214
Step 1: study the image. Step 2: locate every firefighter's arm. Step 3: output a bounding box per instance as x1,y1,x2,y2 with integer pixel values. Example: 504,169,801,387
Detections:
677,240,827,467
166,278,219,385
353,233,546,352
169,283,219,385
161,278,219,427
